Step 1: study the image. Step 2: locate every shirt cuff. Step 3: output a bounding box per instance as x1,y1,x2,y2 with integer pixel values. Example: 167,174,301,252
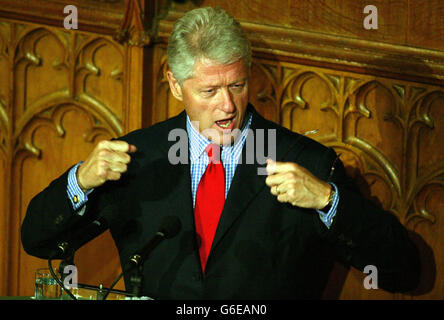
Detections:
316,182,339,229
67,161,93,214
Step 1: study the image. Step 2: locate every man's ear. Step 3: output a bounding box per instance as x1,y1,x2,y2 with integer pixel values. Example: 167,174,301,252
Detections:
166,70,183,101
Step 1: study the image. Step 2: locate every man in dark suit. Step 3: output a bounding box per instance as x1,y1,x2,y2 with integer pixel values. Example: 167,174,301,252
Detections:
21,7,420,299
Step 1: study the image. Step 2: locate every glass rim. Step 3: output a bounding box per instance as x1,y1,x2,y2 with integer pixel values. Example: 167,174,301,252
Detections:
35,267,59,276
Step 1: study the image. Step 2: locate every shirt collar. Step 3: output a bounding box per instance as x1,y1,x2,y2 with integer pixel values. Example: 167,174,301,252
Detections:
186,112,253,162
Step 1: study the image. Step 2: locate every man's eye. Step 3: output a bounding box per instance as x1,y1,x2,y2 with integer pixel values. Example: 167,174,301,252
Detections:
230,83,245,91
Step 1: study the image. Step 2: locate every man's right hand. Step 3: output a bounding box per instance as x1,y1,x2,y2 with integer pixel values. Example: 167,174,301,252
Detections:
77,140,137,192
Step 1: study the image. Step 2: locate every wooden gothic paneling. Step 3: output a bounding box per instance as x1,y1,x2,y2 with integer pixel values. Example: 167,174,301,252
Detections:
1,20,127,296
0,0,442,299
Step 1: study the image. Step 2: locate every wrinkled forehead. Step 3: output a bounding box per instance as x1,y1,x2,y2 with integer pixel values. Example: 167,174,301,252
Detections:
185,58,250,86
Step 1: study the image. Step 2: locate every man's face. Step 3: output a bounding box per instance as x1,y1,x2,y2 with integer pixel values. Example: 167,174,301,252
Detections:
167,58,249,145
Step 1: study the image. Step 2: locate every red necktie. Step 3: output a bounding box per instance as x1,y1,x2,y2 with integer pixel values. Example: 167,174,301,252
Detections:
194,144,225,273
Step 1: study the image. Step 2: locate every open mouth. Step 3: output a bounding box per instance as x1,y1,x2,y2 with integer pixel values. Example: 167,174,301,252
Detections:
215,117,235,130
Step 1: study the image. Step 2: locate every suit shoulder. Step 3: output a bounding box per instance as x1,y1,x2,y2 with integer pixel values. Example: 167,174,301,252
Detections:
116,112,185,146
272,125,337,174
296,134,333,158
261,114,334,157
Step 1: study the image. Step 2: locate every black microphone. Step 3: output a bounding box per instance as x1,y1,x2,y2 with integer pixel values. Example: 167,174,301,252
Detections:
49,205,119,259
128,216,181,267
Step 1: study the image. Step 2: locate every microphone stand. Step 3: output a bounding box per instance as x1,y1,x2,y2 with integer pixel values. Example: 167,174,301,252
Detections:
129,265,144,298
102,260,147,300
102,216,181,300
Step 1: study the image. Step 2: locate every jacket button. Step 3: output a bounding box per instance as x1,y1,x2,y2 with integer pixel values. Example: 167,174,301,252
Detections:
54,214,64,225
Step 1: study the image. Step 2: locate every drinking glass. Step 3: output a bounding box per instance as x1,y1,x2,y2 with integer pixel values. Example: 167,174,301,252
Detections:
34,268,61,300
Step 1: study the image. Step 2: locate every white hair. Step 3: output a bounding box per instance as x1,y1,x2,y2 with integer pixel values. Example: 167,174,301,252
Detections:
167,7,252,85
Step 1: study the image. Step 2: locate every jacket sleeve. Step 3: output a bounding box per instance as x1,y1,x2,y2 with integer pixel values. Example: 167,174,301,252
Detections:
318,147,421,293
20,167,108,259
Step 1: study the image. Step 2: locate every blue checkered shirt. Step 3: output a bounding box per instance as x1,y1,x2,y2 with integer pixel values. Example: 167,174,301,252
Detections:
187,113,253,207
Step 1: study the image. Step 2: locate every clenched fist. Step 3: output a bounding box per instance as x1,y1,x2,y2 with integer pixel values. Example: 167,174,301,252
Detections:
77,140,137,191
265,159,332,210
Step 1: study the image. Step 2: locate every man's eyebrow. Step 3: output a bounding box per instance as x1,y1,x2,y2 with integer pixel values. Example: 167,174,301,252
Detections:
197,84,218,90
230,78,248,84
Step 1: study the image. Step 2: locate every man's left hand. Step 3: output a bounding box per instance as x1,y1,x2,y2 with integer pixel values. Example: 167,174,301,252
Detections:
265,159,332,210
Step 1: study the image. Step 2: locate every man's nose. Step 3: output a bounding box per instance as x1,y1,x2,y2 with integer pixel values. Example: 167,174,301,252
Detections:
220,88,235,113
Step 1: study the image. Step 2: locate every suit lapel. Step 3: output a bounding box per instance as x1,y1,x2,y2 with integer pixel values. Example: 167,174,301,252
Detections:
157,111,196,241
210,147,265,254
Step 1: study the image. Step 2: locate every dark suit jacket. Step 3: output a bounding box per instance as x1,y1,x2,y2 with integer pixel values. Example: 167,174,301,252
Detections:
21,105,420,299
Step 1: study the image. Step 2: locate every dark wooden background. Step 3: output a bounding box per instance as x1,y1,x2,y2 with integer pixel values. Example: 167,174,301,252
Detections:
0,0,442,299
